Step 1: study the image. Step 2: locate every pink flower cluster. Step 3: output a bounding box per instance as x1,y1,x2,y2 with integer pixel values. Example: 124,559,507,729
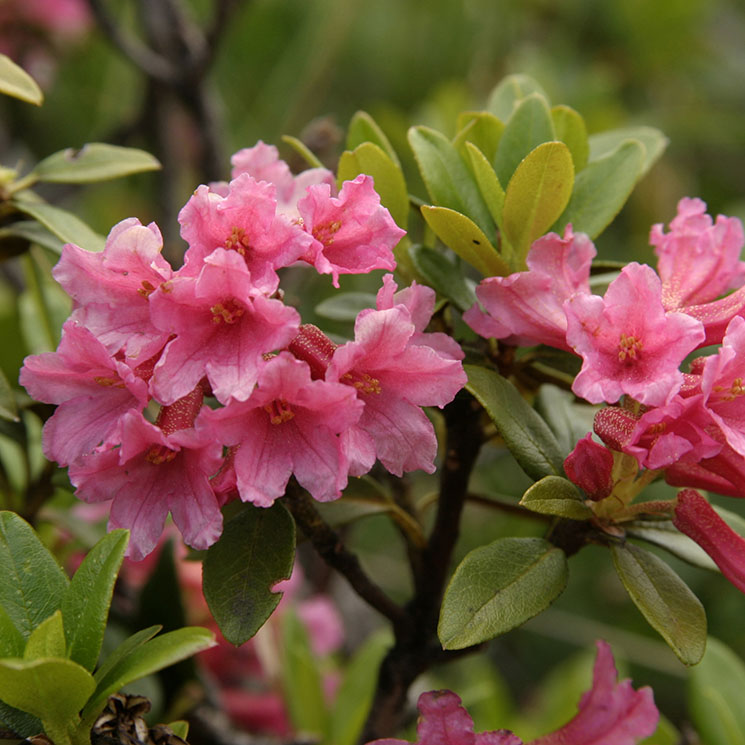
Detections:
20,142,466,560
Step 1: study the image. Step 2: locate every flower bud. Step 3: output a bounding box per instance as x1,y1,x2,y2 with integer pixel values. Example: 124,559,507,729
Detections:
564,433,614,501
288,324,337,379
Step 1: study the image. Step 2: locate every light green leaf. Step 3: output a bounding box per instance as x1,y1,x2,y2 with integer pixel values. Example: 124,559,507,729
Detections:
203,503,295,646
626,520,717,571
553,139,646,239
11,198,105,252
0,367,19,423
641,715,681,745
486,74,548,122
464,142,506,233
611,542,706,665
551,105,589,172
534,384,595,458
346,111,400,167
166,721,189,740
688,637,745,745
0,53,42,105
465,365,565,480
315,292,376,321
493,93,555,187
92,625,161,685
61,530,128,671
502,141,574,264
0,220,65,254
280,135,324,169
0,511,69,638
23,610,66,660
439,537,567,649
589,125,668,177
520,475,593,520
454,111,504,164
32,144,160,184
408,244,477,311
421,206,509,278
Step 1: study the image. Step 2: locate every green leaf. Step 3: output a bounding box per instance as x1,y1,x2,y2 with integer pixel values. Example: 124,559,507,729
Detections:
0,367,19,423
0,220,65,254
520,476,593,520
408,126,494,234
589,125,668,178
625,520,717,571
23,610,66,660
493,93,555,188
408,244,476,312
553,139,646,239
439,537,567,649
453,112,504,164
11,198,106,252
610,542,706,665
32,144,160,184
534,384,595,458
61,530,128,671
688,637,745,745
486,74,548,121
501,141,574,264
0,511,69,639
337,142,409,229
280,135,324,169
203,503,295,646
465,365,565,480
166,721,189,740
464,143,505,231
315,292,376,322
0,606,25,657
92,625,161,685
551,105,589,172
421,206,509,278
0,53,42,105
346,111,400,167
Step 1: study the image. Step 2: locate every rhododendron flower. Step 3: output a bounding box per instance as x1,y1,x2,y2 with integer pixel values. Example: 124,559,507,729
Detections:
368,641,657,745
564,433,614,501
464,226,594,352
565,262,705,406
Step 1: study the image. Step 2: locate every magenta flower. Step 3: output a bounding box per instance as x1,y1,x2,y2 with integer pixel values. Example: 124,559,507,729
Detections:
149,248,300,404
464,226,595,352
297,174,403,287
19,321,149,466
564,433,614,501
565,262,705,406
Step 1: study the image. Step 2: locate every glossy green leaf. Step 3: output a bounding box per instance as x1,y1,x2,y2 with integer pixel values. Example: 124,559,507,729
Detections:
0,368,18,423
486,74,548,122
11,198,105,252
464,142,505,232
688,637,745,745
61,529,128,671
0,220,65,254
0,606,25,657
589,125,668,178
280,135,324,169
23,610,66,660
465,365,565,480
439,537,567,649
0,53,42,105
520,476,593,520
0,511,69,638
32,144,160,184
409,244,476,312
611,542,706,665
493,93,555,187
551,105,589,172
337,142,409,229
92,625,161,685
0,701,40,739
421,206,509,278
203,503,295,646
453,111,504,163
314,292,376,322
626,521,717,571
408,125,493,234
553,139,645,239
346,111,400,167
502,141,574,264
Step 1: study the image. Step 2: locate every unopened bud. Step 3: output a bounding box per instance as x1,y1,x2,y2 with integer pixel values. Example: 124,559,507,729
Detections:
564,433,614,501
288,324,337,379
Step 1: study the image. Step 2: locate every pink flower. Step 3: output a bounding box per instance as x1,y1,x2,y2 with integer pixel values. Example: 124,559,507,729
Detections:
464,226,594,352
564,433,614,501
297,174,403,287
149,248,300,404
565,263,705,406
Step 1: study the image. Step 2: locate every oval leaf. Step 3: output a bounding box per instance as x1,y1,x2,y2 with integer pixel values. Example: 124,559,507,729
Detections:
346,111,400,167
454,111,504,164
439,537,567,649
625,521,717,571
551,105,589,172
409,244,476,312
486,74,548,122
203,503,296,646
23,610,66,660
315,292,376,322
11,198,105,252
0,53,42,105
520,475,593,520
464,142,505,232
589,125,668,178
610,542,706,665
465,365,565,480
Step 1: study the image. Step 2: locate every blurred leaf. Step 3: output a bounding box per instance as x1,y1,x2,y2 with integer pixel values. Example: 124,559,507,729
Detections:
486,74,548,121
439,537,567,649
408,126,493,234
0,221,65,253
551,105,589,172
465,365,565,480
626,520,717,571
92,625,161,686
520,475,593,520
409,244,476,311
347,111,401,167
493,93,555,187
553,139,645,239
0,53,42,105
421,206,509,278
12,197,105,252
688,637,745,745
0,511,69,638
61,530,128,672
641,715,682,745
502,141,574,265
23,610,66,660
281,135,324,169
32,144,160,184
464,143,506,236
167,721,189,740
337,142,409,229
453,112,504,163
315,292,376,321
203,503,295,646
610,542,706,666
534,384,594,458
0,368,19,423
589,126,668,178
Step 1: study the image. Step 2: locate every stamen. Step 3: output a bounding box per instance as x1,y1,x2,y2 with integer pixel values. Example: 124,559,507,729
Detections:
225,226,251,255
264,399,295,425
211,299,245,324
341,371,382,395
145,445,177,465
618,333,643,362
137,280,156,297
313,220,342,245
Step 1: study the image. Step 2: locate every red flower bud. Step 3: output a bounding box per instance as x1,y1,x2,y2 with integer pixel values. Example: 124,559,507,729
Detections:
564,433,614,501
